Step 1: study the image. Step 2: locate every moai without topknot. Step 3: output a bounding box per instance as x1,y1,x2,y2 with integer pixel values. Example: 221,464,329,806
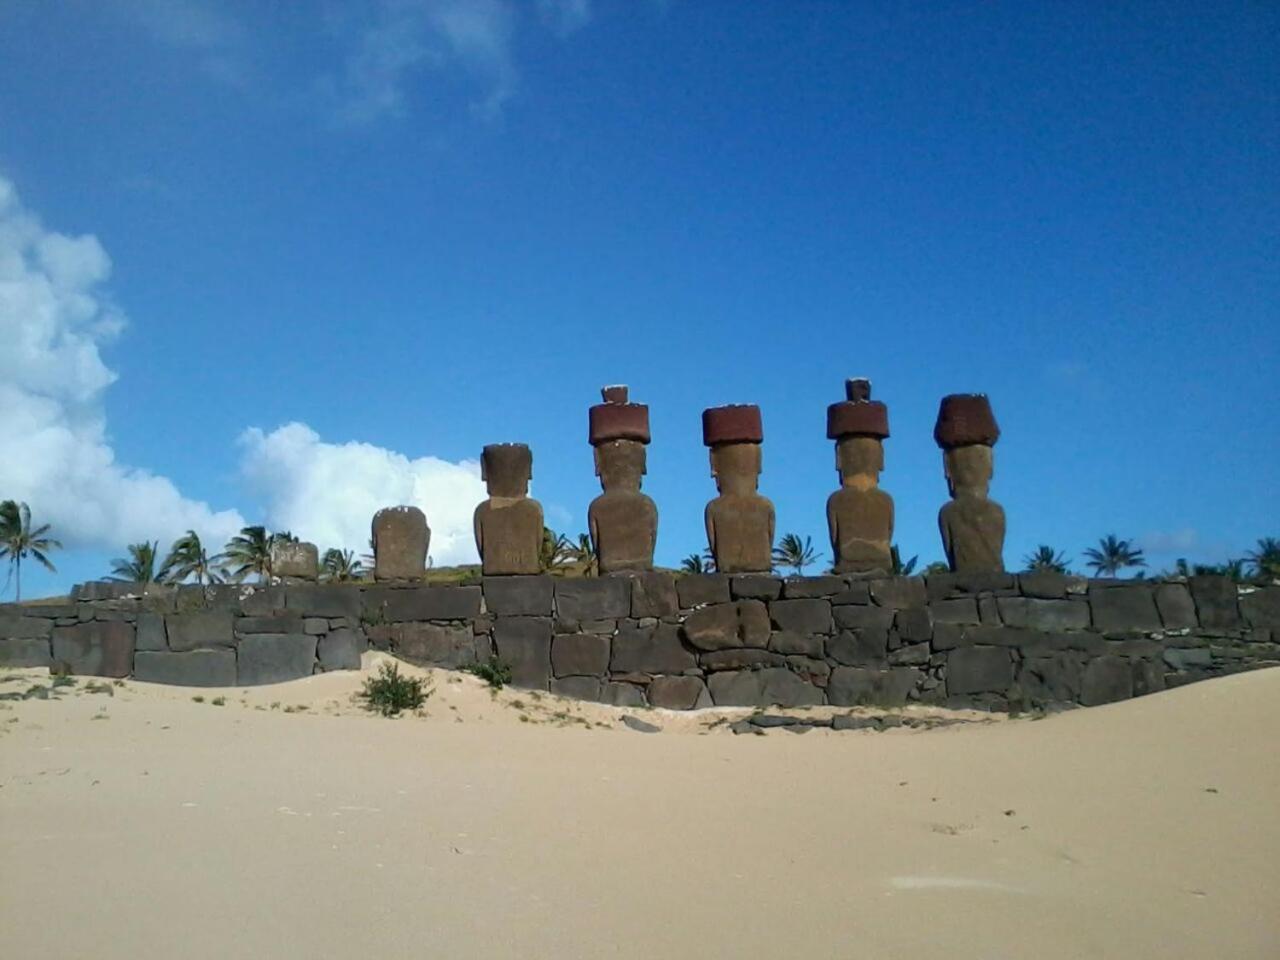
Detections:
372,505,430,580
935,394,1006,573
270,539,319,582
474,443,544,576
588,386,658,574
702,404,775,574
826,378,894,574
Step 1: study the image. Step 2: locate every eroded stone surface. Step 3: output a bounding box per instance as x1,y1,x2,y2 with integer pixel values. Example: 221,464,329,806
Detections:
371,506,430,581
271,540,319,581
475,444,543,576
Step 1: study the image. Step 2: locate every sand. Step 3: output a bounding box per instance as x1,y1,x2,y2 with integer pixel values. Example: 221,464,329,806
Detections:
1,654,1277,959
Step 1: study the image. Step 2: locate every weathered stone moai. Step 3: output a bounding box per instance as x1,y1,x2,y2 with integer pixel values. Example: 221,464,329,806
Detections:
372,505,430,580
587,385,658,574
270,540,319,581
935,393,1005,573
826,378,894,574
702,404,775,573
474,443,544,576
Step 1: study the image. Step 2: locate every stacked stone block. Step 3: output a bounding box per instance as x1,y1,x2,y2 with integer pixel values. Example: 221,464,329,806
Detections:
1,574,1276,711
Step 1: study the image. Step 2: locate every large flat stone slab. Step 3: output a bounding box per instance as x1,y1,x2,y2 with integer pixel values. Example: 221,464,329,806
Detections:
492,617,553,690
166,611,235,651
237,634,317,685
51,621,135,677
134,650,236,687
707,668,822,707
555,579,631,621
0,637,52,668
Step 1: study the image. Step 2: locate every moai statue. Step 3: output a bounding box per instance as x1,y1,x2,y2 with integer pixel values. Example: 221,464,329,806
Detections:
702,404,775,573
934,393,1005,573
474,443,544,576
826,378,894,574
270,540,319,582
588,385,658,574
372,506,430,580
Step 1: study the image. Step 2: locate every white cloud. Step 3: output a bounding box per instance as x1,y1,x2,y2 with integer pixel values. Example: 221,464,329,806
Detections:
0,176,246,550
238,423,486,565
537,0,592,37
331,0,517,123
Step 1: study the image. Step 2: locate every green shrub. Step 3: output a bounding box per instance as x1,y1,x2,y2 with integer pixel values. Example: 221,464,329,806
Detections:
360,662,428,716
466,658,513,689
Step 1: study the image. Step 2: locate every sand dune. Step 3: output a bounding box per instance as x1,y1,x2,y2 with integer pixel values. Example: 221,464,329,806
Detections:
1,657,1277,959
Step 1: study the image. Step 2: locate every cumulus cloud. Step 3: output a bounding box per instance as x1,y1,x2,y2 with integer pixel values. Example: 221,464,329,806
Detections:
330,0,517,123
0,176,245,550
238,423,486,565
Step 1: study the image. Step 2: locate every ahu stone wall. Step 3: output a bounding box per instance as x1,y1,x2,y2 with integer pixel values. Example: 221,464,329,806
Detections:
1,573,1277,710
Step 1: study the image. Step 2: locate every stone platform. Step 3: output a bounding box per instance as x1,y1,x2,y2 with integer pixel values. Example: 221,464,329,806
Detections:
1,573,1276,710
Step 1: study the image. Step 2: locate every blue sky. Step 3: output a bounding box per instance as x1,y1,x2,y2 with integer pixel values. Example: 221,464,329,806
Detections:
1,0,1277,598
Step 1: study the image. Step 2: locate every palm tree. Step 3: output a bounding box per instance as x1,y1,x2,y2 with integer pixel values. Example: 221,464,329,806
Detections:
773,533,820,575
161,530,223,585
539,527,572,572
923,561,950,575
109,541,161,583
1023,544,1071,574
0,501,62,601
680,553,707,574
321,548,365,582
1245,537,1280,579
220,525,274,582
1082,535,1146,577
568,533,597,577
890,545,918,576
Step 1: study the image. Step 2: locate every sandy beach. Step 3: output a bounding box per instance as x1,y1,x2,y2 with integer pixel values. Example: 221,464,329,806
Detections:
2,656,1276,959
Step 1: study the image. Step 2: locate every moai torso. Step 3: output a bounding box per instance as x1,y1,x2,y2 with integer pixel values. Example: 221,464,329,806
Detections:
475,498,544,575
934,395,1005,574
702,404,774,574
706,492,774,573
372,505,430,580
828,487,894,573
939,495,1005,573
474,443,544,576
587,387,658,574
590,492,657,573
825,381,895,574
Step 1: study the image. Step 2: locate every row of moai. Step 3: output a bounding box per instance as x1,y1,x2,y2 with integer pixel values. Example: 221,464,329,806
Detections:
363,381,1006,580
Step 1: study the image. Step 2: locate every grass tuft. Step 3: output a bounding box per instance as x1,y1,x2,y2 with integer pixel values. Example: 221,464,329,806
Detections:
465,658,513,689
359,662,429,717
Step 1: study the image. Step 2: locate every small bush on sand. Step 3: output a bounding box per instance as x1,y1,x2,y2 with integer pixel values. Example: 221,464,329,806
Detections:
466,658,513,689
360,662,428,717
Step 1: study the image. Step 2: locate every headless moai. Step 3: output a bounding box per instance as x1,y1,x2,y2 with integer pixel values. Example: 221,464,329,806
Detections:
588,386,658,574
826,378,894,574
372,506,430,580
935,393,1005,573
474,443,544,576
702,404,775,573
270,540,319,581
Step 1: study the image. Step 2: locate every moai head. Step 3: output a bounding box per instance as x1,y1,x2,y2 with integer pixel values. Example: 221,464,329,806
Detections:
589,385,650,493
934,394,1000,497
703,404,763,495
827,378,890,487
481,443,533,499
